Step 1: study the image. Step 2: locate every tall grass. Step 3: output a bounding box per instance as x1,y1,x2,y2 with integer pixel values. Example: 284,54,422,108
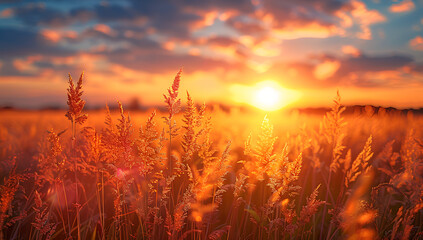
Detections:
0,69,423,239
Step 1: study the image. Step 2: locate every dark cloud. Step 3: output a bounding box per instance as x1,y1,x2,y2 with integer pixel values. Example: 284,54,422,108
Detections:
9,0,254,39
206,36,241,47
0,28,73,58
11,3,130,28
338,55,413,73
6,0,348,43
12,3,75,27
260,0,345,28
265,53,418,88
262,0,350,18
93,4,135,21
70,1,214,39
411,64,423,73
181,0,254,13
226,16,268,35
0,61,31,76
129,1,204,38
106,47,242,74
0,0,21,3
69,8,95,22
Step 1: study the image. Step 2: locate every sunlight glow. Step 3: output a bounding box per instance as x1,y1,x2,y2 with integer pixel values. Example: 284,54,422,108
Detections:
254,83,282,111
230,80,302,111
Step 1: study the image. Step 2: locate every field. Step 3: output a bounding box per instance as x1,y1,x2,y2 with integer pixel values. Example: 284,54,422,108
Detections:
1,72,423,240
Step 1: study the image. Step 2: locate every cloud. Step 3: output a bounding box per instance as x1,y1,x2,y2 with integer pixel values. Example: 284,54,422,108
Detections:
257,0,346,39
13,58,39,73
93,24,117,37
91,3,135,22
0,28,73,58
0,8,13,18
389,0,415,13
349,0,386,39
107,49,243,74
6,0,386,45
226,16,268,35
314,60,341,80
40,29,61,43
12,3,76,27
206,36,241,48
128,1,207,38
264,53,418,89
409,36,423,51
222,0,387,41
337,54,413,73
275,23,340,40
342,45,361,57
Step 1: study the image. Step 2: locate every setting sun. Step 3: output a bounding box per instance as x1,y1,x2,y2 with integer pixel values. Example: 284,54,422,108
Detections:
231,80,301,111
253,81,285,111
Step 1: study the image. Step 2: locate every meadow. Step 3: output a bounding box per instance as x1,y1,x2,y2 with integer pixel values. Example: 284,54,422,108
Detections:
1,70,423,240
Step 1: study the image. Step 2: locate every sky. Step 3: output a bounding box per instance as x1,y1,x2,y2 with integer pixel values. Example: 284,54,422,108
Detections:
0,0,423,109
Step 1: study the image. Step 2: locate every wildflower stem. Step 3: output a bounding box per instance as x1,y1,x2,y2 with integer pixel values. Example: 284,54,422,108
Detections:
320,170,332,239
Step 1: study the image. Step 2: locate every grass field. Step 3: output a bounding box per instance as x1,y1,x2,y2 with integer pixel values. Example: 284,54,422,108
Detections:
1,71,423,240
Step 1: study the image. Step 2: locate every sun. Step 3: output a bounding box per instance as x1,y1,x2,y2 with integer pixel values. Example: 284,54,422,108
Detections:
252,80,302,111
253,85,282,111
251,81,284,111
230,80,301,111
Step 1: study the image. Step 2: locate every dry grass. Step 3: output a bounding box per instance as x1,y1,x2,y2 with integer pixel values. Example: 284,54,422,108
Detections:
1,70,423,239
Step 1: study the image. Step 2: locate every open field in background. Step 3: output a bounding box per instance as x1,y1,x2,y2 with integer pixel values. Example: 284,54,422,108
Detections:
1,73,423,240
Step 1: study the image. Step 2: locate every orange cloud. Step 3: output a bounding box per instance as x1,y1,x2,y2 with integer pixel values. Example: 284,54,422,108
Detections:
273,22,339,39
189,10,219,30
335,11,353,28
110,64,145,80
246,60,272,73
350,0,386,40
0,8,13,18
409,36,423,51
203,11,218,27
14,55,43,69
188,48,201,56
13,58,38,73
251,39,281,57
40,29,78,43
218,11,237,21
239,35,255,47
63,30,78,39
40,29,61,43
256,0,385,41
360,70,409,87
93,24,116,36
209,45,239,61
389,0,415,13
39,53,105,73
163,41,176,51
314,60,340,80
51,57,71,65
342,45,361,57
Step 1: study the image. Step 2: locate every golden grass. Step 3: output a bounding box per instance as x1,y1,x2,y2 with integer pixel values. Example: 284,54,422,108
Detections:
1,70,423,239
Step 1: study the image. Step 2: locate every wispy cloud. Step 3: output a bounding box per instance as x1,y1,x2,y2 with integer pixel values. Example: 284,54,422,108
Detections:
410,36,423,51
389,0,415,13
